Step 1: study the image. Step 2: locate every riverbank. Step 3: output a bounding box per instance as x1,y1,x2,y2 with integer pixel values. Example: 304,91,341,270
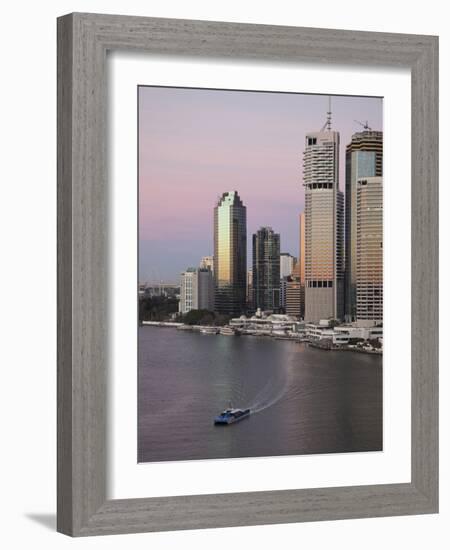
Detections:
308,340,382,355
140,321,382,354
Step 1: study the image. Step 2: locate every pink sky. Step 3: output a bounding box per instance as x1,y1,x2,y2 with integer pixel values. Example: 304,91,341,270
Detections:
139,86,382,283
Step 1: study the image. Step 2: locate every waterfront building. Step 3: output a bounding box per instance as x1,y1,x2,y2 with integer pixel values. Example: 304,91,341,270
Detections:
345,130,383,321
200,255,214,273
229,313,304,336
252,226,281,311
303,116,344,322
280,252,296,278
356,176,383,323
213,191,247,315
305,321,382,345
179,267,214,314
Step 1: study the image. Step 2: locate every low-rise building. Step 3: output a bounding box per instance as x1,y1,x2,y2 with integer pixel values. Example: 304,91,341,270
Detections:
230,312,305,336
305,320,383,345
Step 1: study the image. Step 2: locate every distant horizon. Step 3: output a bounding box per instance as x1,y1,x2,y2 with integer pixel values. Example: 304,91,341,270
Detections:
139,86,382,283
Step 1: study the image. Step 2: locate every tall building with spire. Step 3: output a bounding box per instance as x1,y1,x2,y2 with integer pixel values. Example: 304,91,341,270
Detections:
303,101,344,322
213,191,247,315
345,130,383,321
253,227,280,311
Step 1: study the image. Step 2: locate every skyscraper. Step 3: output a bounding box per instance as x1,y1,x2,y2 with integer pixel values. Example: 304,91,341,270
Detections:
179,267,214,314
345,130,383,321
356,176,383,323
253,226,281,311
213,191,247,316
303,119,344,322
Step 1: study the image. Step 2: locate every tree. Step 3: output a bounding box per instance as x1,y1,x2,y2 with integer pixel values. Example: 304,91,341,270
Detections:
139,295,179,321
183,309,212,325
181,310,231,326
368,338,382,349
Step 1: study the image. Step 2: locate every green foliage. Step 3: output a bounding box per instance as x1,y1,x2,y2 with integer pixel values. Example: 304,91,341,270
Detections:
181,310,231,326
213,313,232,327
183,309,212,325
368,338,382,349
139,296,179,322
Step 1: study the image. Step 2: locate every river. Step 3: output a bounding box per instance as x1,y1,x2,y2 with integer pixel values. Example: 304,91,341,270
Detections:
138,326,382,462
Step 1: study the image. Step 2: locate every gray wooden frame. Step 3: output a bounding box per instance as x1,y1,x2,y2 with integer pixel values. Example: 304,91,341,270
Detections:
57,12,438,537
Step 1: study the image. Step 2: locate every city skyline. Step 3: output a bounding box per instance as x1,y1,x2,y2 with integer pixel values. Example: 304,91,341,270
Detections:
139,86,382,283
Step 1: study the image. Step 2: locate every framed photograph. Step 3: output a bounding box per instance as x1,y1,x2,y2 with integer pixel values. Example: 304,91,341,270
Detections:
57,13,438,536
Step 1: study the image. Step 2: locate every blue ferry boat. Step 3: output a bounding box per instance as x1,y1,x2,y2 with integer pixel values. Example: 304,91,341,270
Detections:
214,406,251,425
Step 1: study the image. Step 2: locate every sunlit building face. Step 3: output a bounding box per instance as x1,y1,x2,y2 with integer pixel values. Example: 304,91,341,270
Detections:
356,176,383,323
303,130,344,322
345,131,383,321
213,191,247,315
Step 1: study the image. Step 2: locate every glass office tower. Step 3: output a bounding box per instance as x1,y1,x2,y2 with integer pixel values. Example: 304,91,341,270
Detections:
345,130,383,321
253,227,281,311
213,191,247,315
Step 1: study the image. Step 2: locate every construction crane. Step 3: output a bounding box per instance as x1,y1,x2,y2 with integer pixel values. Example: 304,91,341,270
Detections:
354,119,372,131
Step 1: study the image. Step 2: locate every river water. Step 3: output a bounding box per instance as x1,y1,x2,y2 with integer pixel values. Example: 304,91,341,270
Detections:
138,326,382,462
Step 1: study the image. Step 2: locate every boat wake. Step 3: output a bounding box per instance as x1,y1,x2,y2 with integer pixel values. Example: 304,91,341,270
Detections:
249,371,291,414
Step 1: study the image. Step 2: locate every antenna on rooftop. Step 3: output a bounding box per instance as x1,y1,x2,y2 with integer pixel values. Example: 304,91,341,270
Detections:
326,96,332,131
321,96,332,131
354,119,372,131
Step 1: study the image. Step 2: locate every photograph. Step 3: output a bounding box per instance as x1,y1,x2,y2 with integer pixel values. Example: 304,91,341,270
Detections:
138,85,383,463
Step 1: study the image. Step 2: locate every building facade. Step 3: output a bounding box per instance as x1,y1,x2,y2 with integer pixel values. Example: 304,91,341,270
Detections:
252,226,281,311
280,277,290,311
179,267,214,314
280,252,296,279
356,176,383,323
285,277,302,318
213,191,247,316
345,130,383,321
200,255,214,273
299,211,306,318
246,269,253,309
303,129,344,322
